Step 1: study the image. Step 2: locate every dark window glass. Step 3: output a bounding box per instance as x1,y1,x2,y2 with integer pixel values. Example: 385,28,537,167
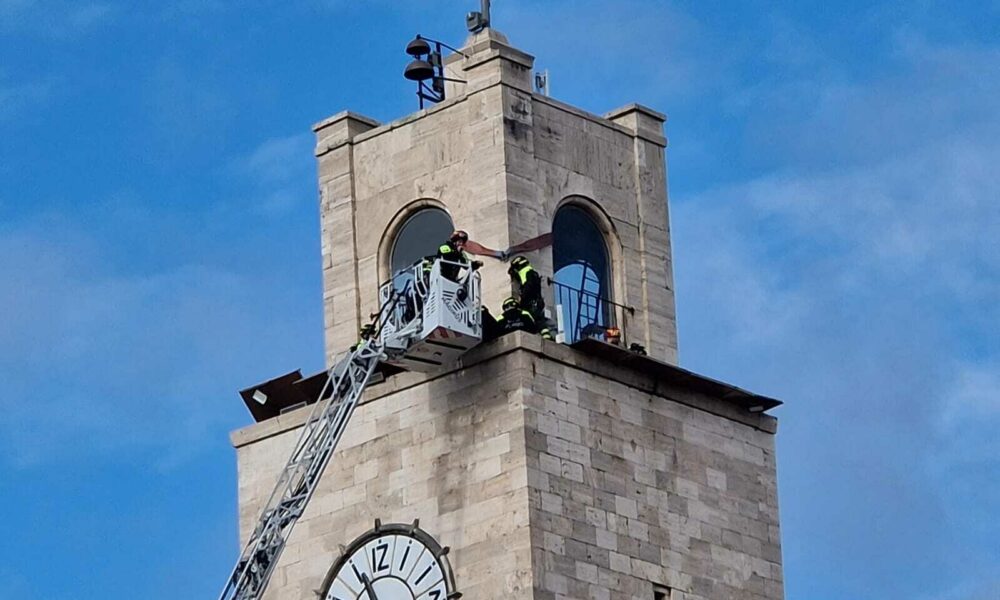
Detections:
390,208,454,288
552,205,612,342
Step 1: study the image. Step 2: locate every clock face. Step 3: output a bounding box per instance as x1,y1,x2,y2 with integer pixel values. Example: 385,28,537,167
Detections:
323,522,456,600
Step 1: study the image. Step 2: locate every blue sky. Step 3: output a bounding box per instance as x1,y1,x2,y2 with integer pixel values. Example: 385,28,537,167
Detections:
1,1,997,598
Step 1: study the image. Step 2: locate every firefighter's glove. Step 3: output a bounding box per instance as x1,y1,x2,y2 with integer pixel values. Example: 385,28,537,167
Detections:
471,260,484,270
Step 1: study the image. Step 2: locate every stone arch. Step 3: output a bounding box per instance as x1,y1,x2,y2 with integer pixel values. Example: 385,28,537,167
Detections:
551,196,624,341
378,199,454,285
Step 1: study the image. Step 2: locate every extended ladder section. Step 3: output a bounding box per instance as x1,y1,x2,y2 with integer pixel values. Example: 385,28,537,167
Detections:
220,259,481,600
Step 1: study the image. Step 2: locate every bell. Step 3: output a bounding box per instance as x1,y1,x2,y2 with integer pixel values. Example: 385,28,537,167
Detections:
404,59,434,82
405,36,431,57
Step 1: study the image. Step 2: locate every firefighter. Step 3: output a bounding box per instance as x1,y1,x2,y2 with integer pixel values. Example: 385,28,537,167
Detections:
350,323,376,352
508,255,542,313
481,305,500,342
424,230,479,282
507,255,553,340
494,297,538,336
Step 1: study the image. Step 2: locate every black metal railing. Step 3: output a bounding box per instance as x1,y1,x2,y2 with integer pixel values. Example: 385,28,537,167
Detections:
548,278,634,345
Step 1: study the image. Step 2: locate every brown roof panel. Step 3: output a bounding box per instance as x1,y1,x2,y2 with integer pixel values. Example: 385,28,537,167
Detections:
571,337,782,414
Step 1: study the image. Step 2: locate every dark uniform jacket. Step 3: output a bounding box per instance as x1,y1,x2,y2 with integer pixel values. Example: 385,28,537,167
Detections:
496,307,538,335
425,240,469,282
510,263,544,314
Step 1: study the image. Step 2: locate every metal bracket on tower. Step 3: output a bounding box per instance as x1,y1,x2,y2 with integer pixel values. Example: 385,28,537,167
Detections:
534,69,550,96
466,0,491,33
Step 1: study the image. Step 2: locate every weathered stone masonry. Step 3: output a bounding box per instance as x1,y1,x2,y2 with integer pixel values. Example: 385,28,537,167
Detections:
313,30,678,366
232,334,782,600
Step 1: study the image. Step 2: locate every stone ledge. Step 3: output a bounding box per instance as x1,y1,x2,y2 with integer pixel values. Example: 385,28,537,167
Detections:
230,332,781,448
312,111,382,157
312,110,381,133
532,94,667,147
605,103,667,123
605,103,668,147
311,83,664,156
343,92,473,149
461,44,534,72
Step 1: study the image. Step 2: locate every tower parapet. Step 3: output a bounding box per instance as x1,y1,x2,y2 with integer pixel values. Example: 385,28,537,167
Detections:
314,29,677,363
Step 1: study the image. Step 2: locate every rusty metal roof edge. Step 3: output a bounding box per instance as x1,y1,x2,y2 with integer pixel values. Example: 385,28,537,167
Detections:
570,338,783,412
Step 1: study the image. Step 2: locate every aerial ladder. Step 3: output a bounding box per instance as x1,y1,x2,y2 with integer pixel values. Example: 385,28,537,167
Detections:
219,259,482,600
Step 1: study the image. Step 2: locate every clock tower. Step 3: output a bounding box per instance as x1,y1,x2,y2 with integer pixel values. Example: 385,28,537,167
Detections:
230,26,784,600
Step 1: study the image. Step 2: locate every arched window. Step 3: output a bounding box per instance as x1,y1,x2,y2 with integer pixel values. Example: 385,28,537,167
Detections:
552,204,612,343
389,207,454,289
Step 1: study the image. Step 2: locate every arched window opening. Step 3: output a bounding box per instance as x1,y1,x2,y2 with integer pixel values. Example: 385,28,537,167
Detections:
389,207,454,290
552,204,612,343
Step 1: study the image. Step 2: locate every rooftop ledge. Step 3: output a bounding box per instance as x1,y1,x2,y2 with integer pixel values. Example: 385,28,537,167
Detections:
312,90,667,157
231,332,781,449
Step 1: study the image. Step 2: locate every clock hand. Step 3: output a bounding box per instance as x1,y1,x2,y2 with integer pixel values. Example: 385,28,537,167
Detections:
360,573,380,600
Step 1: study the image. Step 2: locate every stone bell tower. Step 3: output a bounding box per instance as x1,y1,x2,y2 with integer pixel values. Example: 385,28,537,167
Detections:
230,25,783,600
313,27,677,364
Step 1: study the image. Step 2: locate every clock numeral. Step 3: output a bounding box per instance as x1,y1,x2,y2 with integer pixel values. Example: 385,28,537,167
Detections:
418,582,447,600
414,563,434,586
372,542,390,573
351,559,364,582
399,542,412,571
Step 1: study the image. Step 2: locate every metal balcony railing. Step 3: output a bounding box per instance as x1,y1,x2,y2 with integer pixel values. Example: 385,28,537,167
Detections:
548,278,634,346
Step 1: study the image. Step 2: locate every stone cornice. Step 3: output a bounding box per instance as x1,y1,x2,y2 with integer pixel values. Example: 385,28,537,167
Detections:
231,333,780,448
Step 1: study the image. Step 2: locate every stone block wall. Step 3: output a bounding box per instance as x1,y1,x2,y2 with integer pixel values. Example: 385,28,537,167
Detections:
519,344,783,600
313,87,513,360
313,32,678,367
230,335,781,599
502,88,678,362
232,342,536,600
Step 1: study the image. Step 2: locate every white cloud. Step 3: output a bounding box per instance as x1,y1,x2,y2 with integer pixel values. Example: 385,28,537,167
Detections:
498,0,722,110
942,362,1000,425
672,31,999,599
695,135,1000,316
932,359,1000,557
143,59,232,151
234,133,315,215
244,133,313,186
933,579,1000,600
0,211,320,469
679,32,1000,345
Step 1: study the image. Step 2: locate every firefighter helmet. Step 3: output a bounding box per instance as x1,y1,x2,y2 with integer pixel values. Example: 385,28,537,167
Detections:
510,255,530,269
502,297,519,311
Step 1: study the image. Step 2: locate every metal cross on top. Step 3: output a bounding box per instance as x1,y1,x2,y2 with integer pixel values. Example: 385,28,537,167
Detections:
466,0,491,33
